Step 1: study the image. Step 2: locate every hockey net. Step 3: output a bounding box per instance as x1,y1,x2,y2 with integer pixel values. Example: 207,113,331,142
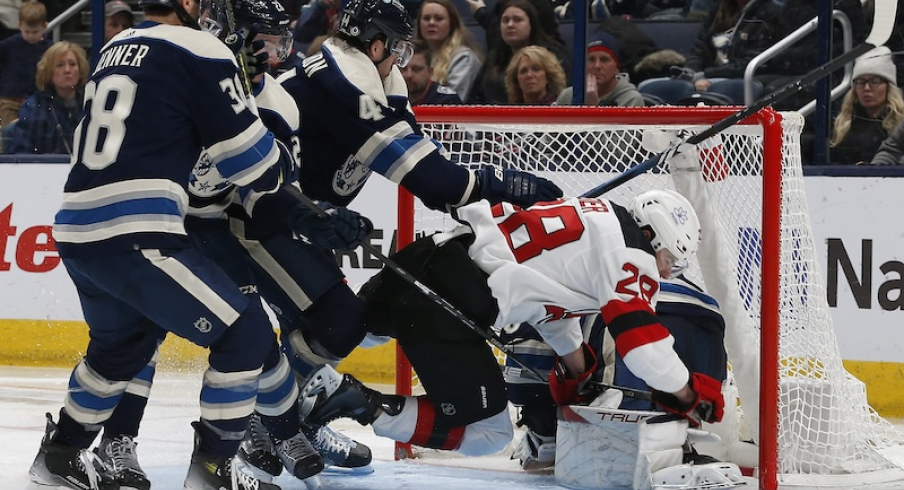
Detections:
394,106,904,489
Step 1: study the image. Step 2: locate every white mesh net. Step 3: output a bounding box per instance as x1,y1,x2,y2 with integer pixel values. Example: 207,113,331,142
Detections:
396,107,904,487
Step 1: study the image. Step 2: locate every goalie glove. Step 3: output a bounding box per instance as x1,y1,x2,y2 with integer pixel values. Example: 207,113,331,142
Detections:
288,200,373,251
651,373,724,427
476,167,563,208
548,343,598,405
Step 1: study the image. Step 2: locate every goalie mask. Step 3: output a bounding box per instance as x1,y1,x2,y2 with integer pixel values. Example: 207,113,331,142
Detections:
631,189,701,274
338,0,415,67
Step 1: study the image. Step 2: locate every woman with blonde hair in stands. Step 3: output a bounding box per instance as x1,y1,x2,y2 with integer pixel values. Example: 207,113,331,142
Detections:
830,46,904,164
505,45,565,105
5,41,88,154
414,0,483,101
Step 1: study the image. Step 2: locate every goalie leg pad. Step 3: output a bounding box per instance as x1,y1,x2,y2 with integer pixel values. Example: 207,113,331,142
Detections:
650,461,746,489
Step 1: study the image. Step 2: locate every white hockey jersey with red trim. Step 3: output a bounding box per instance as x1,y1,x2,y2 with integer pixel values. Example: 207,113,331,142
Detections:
453,197,690,393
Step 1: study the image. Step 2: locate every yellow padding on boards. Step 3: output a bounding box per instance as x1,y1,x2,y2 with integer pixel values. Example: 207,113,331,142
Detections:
0,319,397,384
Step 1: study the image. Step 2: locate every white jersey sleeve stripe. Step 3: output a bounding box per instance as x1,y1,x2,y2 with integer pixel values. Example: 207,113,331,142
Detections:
141,249,242,326
354,120,414,165
380,138,439,183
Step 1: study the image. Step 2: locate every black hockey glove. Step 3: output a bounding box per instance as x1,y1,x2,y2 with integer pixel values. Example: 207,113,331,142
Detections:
651,372,724,427
288,200,373,251
223,27,269,79
477,167,563,208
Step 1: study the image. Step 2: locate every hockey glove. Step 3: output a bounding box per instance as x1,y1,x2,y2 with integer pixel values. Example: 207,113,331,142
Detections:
548,343,598,405
223,27,269,79
651,372,724,427
477,167,563,208
288,200,373,251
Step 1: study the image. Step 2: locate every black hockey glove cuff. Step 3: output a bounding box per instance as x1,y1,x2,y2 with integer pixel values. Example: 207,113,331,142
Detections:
288,200,373,251
651,372,724,427
475,167,563,208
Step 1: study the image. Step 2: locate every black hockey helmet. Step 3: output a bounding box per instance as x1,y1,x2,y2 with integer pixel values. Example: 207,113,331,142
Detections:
338,0,414,66
138,0,178,9
139,0,202,29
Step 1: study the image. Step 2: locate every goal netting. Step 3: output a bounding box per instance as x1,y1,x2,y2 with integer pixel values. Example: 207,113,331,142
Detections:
394,106,904,489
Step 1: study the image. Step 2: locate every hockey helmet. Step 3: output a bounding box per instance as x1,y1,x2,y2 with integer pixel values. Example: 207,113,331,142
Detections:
138,0,180,9
338,0,415,67
630,189,701,263
234,0,291,35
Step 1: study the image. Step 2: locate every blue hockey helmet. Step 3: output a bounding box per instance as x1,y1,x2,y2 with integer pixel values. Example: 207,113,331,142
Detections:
234,0,291,34
338,0,414,66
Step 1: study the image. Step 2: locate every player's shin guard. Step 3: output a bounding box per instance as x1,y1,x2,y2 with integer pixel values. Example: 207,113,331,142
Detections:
283,329,341,381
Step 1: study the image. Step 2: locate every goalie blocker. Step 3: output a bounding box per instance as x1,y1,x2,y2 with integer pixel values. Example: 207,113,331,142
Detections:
556,403,749,490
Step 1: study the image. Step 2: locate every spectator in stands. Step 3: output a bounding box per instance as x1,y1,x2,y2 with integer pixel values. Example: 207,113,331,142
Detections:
467,0,569,104
679,0,754,92
0,0,19,40
413,0,483,101
402,39,464,105
556,32,643,107
293,0,341,54
505,45,565,105
464,0,566,66
104,0,134,43
871,118,904,165
0,1,50,141
829,47,904,164
5,41,88,155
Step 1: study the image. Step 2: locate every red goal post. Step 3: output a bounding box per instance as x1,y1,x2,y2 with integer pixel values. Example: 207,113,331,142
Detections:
394,106,904,490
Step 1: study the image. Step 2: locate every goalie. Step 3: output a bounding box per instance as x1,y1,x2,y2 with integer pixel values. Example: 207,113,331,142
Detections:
295,189,740,483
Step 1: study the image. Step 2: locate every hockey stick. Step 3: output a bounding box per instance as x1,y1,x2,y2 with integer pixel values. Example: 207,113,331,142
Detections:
221,0,254,96
283,186,547,381
286,186,648,399
581,0,897,198
588,381,652,401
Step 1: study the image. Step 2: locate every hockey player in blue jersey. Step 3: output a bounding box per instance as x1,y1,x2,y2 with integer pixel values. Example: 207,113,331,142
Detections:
264,0,561,404
68,0,375,488
28,0,365,487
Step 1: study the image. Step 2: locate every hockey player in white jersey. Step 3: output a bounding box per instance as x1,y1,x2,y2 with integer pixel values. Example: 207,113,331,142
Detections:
294,190,726,462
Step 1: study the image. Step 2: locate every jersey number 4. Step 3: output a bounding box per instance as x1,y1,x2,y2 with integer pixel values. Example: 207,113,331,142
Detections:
493,202,584,263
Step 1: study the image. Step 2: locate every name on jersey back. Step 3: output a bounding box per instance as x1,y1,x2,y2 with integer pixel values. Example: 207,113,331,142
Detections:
95,44,150,72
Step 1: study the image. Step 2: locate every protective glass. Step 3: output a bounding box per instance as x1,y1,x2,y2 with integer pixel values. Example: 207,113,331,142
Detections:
390,39,414,68
199,0,227,37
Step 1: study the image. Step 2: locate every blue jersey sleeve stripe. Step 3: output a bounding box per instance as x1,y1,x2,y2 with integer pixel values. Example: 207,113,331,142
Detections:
56,197,182,226
220,137,280,188
354,120,413,165
60,179,186,209
53,217,186,244
376,137,438,183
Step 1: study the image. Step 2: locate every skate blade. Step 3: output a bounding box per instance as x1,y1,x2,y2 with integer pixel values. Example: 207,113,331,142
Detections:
302,473,323,490
323,464,375,475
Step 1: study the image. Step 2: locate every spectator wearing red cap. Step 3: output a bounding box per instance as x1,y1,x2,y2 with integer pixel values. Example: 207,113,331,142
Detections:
556,31,643,107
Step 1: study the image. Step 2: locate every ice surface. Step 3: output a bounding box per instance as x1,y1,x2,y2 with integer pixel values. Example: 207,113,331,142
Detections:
0,366,559,489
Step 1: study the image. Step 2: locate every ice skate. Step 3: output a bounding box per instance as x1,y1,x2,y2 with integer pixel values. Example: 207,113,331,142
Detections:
237,414,283,479
302,421,373,472
95,434,151,490
184,421,281,490
514,429,556,471
29,413,118,490
299,365,402,427
273,430,324,481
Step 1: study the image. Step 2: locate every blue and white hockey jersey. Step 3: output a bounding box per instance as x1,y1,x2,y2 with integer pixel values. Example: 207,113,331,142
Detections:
53,21,282,256
278,37,476,210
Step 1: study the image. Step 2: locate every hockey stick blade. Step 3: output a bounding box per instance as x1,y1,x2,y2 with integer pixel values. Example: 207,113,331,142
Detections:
581,0,897,199
283,185,548,382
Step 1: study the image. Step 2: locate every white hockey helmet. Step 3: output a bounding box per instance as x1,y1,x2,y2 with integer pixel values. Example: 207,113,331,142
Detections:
630,189,701,263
